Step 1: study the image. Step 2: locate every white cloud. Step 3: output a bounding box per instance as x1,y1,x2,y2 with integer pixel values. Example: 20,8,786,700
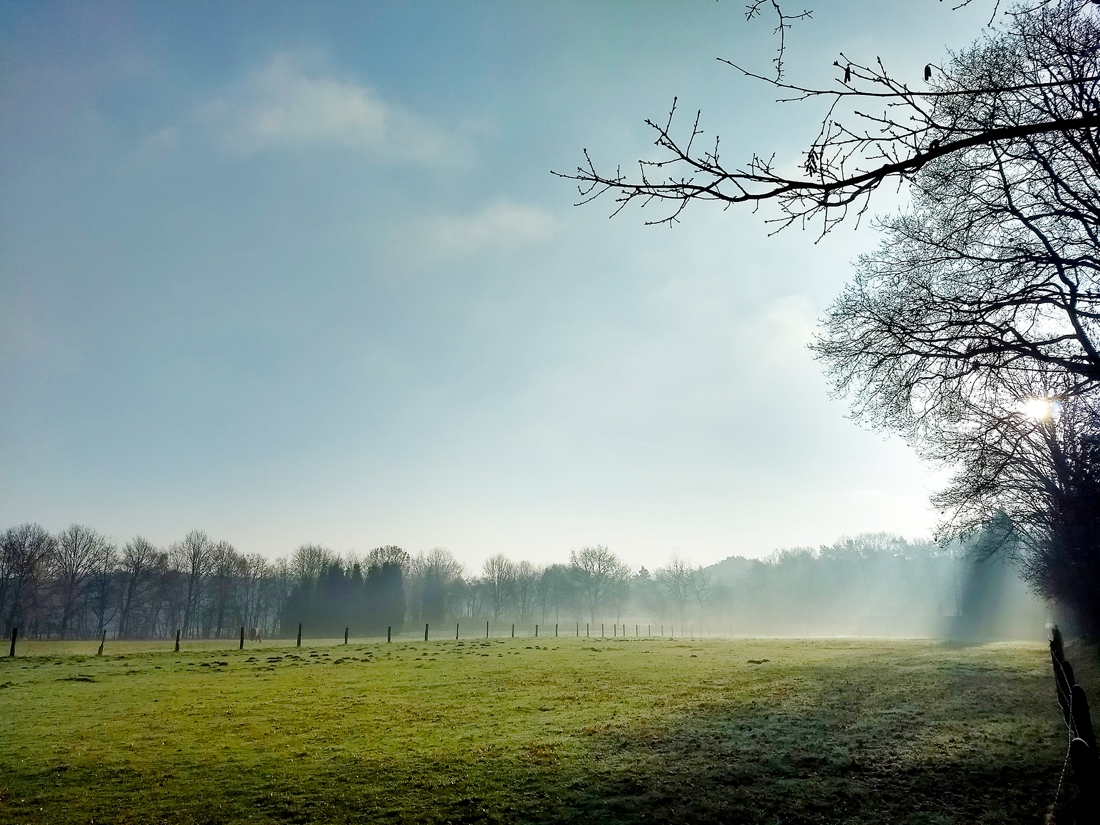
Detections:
207,53,449,161
414,202,558,260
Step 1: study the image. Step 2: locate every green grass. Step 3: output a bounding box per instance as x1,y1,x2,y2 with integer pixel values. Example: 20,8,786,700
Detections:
0,636,1077,824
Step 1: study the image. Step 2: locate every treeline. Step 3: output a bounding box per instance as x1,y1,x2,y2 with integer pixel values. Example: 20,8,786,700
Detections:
1,523,1046,641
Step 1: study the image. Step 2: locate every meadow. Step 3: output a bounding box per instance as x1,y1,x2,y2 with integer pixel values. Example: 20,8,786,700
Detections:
0,634,1077,824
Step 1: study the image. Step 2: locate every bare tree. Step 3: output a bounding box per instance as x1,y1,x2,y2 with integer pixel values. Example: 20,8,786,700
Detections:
412,547,464,623
116,537,161,638
290,543,336,585
171,530,213,638
53,525,107,638
570,545,631,623
655,554,696,620
482,553,517,620
208,541,242,638
536,563,574,623
85,537,118,638
687,564,715,616
0,523,55,633
512,561,541,625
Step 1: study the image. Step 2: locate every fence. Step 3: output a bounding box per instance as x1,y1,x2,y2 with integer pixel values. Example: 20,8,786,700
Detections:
1050,625,1098,821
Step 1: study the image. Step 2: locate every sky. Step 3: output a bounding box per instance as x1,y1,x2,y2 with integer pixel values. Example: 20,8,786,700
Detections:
0,0,996,571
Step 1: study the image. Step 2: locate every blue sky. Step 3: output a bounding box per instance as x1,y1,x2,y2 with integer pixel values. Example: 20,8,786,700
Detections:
0,1,993,569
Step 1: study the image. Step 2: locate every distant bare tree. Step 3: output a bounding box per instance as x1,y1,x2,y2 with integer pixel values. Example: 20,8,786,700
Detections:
0,523,55,633
413,547,464,623
116,537,161,638
290,543,336,585
86,537,118,639
536,563,574,623
53,525,107,638
171,530,213,638
512,561,541,624
236,553,272,633
208,541,242,638
570,545,631,623
687,564,715,615
482,554,517,620
655,554,696,620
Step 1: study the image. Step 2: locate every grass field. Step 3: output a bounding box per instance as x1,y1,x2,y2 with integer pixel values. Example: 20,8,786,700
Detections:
0,635,1079,824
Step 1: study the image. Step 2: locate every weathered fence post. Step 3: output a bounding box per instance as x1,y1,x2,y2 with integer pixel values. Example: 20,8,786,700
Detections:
344,627,349,645
296,623,302,647
8,627,16,657
601,623,604,638
241,627,245,650
535,625,538,638
424,623,429,642
456,623,460,640
511,624,515,638
387,626,392,643
486,621,489,638
555,624,558,637
586,623,589,637
174,629,180,652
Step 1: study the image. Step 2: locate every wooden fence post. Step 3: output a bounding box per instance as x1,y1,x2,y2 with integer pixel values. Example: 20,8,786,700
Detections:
240,627,245,650
8,627,16,657
424,623,429,642
297,623,302,647
174,629,180,652
1050,624,1100,815
387,626,391,643
555,624,558,637
601,624,604,638
511,624,515,638
344,627,349,645
486,621,489,639
535,625,538,638
456,623,460,640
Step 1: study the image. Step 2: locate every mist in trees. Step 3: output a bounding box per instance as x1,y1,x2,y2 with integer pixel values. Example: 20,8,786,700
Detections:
0,525,1047,642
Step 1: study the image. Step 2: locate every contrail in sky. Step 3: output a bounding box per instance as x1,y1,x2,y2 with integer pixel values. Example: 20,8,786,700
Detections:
617,436,664,450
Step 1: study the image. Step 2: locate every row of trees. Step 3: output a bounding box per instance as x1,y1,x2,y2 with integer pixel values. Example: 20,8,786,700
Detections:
0,527,717,640
2,523,1043,641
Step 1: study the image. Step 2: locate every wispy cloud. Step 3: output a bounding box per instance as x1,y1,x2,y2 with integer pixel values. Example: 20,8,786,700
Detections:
413,201,558,261
205,53,450,161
